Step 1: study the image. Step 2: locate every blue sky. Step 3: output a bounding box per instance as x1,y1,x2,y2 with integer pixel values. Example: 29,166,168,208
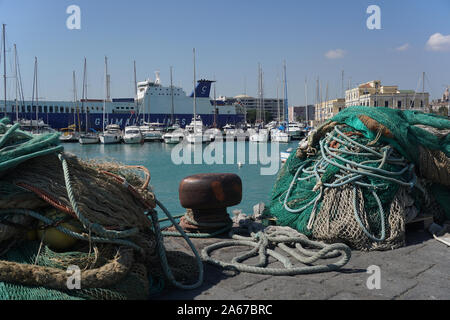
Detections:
1,0,449,105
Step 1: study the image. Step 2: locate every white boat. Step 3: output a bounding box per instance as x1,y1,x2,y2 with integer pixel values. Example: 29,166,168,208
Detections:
280,148,293,163
140,122,164,142
18,119,56,136
78,58,99,145
266,121,278,130
185,115,211,143
271,129,291,143
223,123,235,134
185,115,206,133
79,132,99,144
99,58,122,144
287,122,305,140
163,127,185,144
222,124,237,140
185,132,204,144
249,128,269,142
123,126,143,144
185,116,207,143
100,124,122,144
186,50,209,145
59,127,80,142
208,128,223,141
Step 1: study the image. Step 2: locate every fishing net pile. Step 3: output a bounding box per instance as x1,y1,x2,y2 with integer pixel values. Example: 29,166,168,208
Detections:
0,118,199,300
265,107,450,251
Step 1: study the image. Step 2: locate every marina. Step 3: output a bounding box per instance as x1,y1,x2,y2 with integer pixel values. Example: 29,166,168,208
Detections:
61,140,300,219
0,0,449,305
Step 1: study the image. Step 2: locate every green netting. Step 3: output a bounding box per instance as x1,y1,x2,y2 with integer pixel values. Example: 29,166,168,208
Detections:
265,107,450,246
329,106,450,162
0,118,167,299
0,117,63,173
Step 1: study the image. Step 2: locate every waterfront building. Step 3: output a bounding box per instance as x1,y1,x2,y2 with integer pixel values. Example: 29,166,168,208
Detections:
314,98,346,125
430,87,449,116
233,94,286,121
288,105,315,123
345,80,429,110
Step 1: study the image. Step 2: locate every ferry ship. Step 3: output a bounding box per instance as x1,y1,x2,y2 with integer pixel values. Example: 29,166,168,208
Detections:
1,73,243,130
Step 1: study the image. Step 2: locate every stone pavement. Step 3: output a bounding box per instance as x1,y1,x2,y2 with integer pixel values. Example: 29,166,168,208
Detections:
157,228,449,300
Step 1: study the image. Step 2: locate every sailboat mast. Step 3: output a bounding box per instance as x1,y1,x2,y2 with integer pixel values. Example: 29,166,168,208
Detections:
283,60,288,133
82,57,87,134
256,65,259,124
31,57,38,129
2,24,6,117
133,60,137,98
422,71,425,109
36,58,38,123
276,77,280,123
193,48,196,132
72,71,76,128
133,60,138,122
170,66,174,124
14,44,18,122
305,77,308,123
213,79,217,128
261,66,265,124
103,56,107,131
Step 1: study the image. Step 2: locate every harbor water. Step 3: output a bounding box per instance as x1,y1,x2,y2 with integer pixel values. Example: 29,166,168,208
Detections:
63,141,299,221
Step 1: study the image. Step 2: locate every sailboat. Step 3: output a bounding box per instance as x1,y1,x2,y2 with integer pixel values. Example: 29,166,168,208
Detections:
249,63,269,143
271,62,290,143
123,61,144,144
185,48,206,144
162,68,184,144
209,81,223,141
79,58,99,144
60,69,81,142
140,68,164,142
162,119,184,144
100,56,122,144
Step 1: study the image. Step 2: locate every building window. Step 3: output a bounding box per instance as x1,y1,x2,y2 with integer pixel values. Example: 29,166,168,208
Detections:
44,106,47,113
49,106,53,113
21,106,25,113
385,101,389,108
420,100,423,108
397,101,402,109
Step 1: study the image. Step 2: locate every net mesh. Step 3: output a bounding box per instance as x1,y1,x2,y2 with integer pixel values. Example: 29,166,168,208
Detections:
0,118,199,299
265,107,450,250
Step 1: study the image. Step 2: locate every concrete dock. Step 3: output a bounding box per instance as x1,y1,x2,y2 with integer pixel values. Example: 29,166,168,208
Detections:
157,228,449,300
